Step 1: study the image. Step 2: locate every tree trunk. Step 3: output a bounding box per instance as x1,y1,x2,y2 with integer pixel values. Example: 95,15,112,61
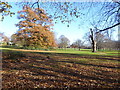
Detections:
92,40,96,52
90,28,97,52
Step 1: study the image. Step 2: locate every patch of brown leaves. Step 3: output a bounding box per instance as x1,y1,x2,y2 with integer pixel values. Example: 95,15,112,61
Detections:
2,51,120,88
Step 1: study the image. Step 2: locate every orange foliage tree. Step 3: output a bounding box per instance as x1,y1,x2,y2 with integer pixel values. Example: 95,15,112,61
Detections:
13,6,56,49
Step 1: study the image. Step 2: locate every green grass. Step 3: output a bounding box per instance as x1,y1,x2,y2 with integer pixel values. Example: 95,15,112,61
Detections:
1,47,119,56
54,48,119,56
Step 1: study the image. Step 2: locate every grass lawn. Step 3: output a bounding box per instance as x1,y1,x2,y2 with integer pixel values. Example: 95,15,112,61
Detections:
1,47,120,88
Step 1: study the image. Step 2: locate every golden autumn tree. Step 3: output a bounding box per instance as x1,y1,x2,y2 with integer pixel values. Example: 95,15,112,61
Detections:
13,6,56,49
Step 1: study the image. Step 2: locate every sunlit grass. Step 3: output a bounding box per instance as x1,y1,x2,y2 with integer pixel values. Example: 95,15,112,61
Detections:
1,47,119,56
55,48,119,56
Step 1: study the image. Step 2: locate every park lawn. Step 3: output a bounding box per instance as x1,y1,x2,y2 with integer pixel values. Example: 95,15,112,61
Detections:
1,47,120,88
55,48,119,56
1,47,119,56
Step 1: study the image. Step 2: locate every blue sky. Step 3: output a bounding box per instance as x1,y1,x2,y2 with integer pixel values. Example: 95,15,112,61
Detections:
0,2,118,44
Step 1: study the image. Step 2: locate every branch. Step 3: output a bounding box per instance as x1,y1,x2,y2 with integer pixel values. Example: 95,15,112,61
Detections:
31,0,39,8
96,22,120,33
113,0,120,5
31,2,38,8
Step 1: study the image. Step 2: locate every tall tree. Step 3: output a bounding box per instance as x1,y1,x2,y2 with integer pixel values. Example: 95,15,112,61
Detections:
13,6,56,49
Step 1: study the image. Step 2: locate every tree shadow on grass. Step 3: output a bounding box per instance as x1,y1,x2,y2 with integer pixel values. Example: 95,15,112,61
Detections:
20,62,119,88
56,60,120,69
2,50,120,88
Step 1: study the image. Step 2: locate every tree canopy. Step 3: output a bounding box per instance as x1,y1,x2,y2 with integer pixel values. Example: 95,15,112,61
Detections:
1,0,119,31
20,0,120,32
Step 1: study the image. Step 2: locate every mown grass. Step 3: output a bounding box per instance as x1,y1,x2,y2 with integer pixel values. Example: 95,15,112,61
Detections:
1,47,120,88
1,47,119,56
55,48,119,56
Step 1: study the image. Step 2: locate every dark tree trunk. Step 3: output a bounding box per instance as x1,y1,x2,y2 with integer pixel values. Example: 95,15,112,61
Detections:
90,28,97,52
92,41,96,52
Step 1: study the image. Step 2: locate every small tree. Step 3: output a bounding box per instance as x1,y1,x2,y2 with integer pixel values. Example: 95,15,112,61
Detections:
71,39,84,51
0,32,9,45
58,35,70,48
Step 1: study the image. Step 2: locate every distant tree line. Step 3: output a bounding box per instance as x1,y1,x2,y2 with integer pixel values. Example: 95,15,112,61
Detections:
57,34,120,51
1,31,119,51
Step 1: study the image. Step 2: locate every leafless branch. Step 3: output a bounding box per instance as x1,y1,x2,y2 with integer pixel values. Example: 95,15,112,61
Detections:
96,22,120,33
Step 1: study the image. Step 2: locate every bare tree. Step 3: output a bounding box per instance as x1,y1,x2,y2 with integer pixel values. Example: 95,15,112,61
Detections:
0,32,9,45
84,28,111,52
58,35,70,48
71,39,84,51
